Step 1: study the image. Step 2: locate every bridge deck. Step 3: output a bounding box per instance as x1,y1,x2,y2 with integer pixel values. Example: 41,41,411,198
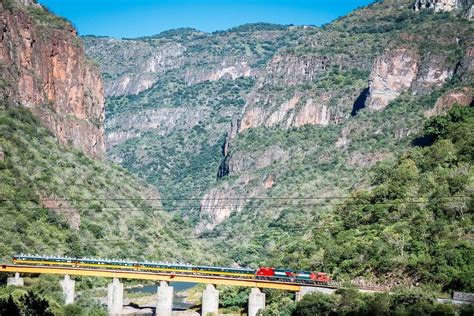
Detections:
0,264,306,291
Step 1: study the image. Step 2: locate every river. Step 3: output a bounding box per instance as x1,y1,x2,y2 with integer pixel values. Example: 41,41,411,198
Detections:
126,282,197,310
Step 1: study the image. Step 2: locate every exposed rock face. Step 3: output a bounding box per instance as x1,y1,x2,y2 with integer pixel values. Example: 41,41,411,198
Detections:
83,37,185,96
413,0,469,12
234,46,366,132
292,98,330,126
196,170,272,234
424,87,473,117
413,53,454,94
467,5,474,20
239,91,339,132
258,53,330,87
365,43,470,112
239,93,300,131
81,0,471,240
223,117,239,157
0,2,105,157
17,0,40,7
201,144,291,233
106,107,211,147
184,60,253,85
458,46,474,82
83,27,290,96
226,145,289,175
365,48,419,110
196,183,245,234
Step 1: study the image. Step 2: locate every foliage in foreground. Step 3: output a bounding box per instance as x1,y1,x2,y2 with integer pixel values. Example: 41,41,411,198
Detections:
289,288,474,316
306,106,473,291
217,287,474,316
0,275,107,316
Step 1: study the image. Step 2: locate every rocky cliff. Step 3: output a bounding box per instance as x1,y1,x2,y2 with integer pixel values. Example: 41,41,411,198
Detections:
83,0,472,250
83,36,186,96
0,0,223,268
365,48,420,110
83,24,292,97
0,0,104,157
193,0,473,233
413,0,470,12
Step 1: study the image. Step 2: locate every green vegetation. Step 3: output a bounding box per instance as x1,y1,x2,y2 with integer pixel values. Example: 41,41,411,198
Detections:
204,86,438,264
215,105,473,293
106,77,253,117
307,106,473,291
107,78,253,215
218,286,295,315
217,286,474,315
221,23,290,33
203,92,472,294
3,0,472,314
189,0,473,295
219,286,250,311
86,0,472,299
111,129,225,217
290,288,474,316
0,104,222,264
0,274,108,315
1,0,16,10
26,5,72,30
82,16,299,95
131,27,204,42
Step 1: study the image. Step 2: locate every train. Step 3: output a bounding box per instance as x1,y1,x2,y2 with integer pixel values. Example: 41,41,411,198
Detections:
12,254,334,286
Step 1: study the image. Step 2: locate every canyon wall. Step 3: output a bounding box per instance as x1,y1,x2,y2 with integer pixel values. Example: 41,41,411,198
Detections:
0,0,104,157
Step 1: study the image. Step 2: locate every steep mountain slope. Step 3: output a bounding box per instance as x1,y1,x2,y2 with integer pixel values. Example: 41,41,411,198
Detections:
0,0,221,265
83,24,297,97
307,105,473,291
106,77,254,213
0,105,218,264
83,0,473,290
84,24,304,213
0,0,104,157
196,3,473,290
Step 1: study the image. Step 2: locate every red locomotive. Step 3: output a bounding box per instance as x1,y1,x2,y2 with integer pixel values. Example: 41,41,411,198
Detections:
256,267,332,284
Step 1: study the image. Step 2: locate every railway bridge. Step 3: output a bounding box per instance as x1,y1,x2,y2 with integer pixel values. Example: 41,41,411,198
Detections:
0,264,336,316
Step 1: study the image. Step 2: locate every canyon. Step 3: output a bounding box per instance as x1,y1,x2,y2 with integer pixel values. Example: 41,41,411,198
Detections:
84,0,473,239
0,0,471,299
0,0,220,268
0,0,105,157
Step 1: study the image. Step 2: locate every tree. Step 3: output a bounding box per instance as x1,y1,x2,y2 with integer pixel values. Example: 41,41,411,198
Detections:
336,288,367,314
365,293,392,315
219,286,249,309
292,293,338,316
0,296,20,316
22,291,54,316
63,304,85,316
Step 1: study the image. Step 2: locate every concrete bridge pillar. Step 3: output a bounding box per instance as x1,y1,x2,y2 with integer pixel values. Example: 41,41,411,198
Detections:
7,272,24,286
107,278,123,315
295,286,336,301
248,287,265,316
59,274,75,305
201,284,219,316
156,281,173,316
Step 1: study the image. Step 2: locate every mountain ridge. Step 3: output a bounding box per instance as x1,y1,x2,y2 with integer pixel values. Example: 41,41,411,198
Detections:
83,0,473,291
0,0,222,265
0,0,105,157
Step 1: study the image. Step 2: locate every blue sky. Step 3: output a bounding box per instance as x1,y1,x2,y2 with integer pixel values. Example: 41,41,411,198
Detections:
38,0,373,38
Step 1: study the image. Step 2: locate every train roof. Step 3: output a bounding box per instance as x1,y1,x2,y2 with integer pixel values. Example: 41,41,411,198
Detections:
14,254,255,271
